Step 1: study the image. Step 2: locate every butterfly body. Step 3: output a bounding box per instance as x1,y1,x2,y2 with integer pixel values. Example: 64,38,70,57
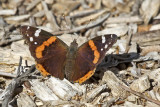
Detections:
20,26,117,84
64,39,78,81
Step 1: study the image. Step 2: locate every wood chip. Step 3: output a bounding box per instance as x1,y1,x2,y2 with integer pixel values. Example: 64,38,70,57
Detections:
140,0,160,24
102,71,128,98
46,77,80,100
97,25,128,37
104,16,143,24
30,79,59,101
75,9,108,25
0,8,17,16
41,1,60,31
132,30,160,46
5,15,30,23
17,93,36,107
130,75,150,93
26,0,41,11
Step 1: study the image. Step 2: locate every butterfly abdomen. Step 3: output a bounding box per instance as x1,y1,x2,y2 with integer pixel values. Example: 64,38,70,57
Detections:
64,40,78,81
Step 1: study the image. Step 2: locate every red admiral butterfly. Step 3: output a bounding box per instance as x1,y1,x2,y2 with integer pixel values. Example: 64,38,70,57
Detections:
20,26,117,84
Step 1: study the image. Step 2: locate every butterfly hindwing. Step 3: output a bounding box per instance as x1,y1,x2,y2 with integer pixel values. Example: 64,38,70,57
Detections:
73,34,117,84
20,26,68,79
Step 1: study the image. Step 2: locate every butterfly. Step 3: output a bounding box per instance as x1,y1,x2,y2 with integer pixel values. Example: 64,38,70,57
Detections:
20,25,117,84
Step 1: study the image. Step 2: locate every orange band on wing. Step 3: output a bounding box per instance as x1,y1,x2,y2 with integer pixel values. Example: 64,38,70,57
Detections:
88,40,100,64
35,36,56,58
36,64,50,76
75,68,96,84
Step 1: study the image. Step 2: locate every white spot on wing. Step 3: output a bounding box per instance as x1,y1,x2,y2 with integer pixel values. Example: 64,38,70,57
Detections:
30,37,33,42
27,26,30,30
101,48,103,51
111,34,113,38
105,44,108,49
27,34,29,36
102,35,106,43
35,29,41,37
34,42,37,45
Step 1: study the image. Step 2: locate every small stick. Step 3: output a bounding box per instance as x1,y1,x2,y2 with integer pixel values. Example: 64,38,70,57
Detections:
120,84,160,105
16,56,22,77
2,57,35,107
0,72,16,78
41,1,60,31
68,9,102,19
0,35,22,46
26,0,41,11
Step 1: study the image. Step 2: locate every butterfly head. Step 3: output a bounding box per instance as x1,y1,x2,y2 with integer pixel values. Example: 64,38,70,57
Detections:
70,39,78,48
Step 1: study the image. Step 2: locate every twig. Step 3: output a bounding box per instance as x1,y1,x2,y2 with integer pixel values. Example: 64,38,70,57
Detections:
26,0,41,11
0,35,22,46
120,84,160,105
29,17,36,27
0,25,22,46
5,14,30,22
33,10,45,18
132,30,160,46
0,72,16,78
104,16,143,24
68,3,81,13
0,8,17,16
52,13,111,36
80,0,90,9
41,1,60,31
2,57,36,107
16,56,22,77
68,9,102,19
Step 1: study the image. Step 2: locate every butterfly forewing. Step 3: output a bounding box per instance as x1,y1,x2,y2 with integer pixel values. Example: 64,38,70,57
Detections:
91,34,117,64
21,26,54,58
20,25,68,79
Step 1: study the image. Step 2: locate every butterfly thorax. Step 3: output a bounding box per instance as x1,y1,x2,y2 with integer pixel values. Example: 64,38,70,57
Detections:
64,39,78,81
